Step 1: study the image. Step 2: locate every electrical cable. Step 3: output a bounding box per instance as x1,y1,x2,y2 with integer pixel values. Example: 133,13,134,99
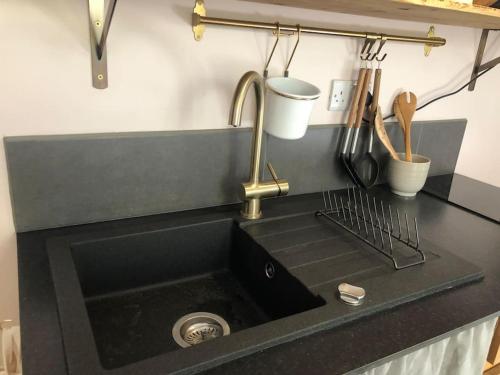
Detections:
381,65,497,121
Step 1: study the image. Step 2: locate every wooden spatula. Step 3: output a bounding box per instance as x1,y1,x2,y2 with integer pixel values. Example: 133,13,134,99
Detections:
396,92,417,162
374,106,399,160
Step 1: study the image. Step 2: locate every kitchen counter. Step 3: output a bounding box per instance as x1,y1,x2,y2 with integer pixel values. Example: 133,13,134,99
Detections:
18,186,500,375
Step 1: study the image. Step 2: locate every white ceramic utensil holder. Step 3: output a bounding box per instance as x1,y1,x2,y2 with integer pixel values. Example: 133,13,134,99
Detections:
387,153,431,197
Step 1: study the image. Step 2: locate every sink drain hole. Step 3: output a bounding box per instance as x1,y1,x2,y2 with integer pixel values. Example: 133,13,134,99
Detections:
172,312,230,348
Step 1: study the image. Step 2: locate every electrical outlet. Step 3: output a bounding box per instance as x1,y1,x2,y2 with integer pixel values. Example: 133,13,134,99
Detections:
328,80,354,111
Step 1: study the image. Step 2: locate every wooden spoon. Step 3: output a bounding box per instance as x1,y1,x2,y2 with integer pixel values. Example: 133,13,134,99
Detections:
396,92,417,162
374,106,399,160
393,99,406,135
393,99,407,159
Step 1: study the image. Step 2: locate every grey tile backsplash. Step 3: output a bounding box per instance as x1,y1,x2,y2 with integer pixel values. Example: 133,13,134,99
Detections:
4,120,466,232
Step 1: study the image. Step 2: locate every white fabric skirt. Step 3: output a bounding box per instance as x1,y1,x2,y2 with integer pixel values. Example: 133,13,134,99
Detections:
1,322,22,375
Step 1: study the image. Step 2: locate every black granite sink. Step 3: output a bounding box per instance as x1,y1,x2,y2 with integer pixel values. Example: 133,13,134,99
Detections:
68,219,324,369
47,212,483,375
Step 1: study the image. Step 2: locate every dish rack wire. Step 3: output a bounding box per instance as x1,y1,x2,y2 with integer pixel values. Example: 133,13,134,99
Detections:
316,186,426,270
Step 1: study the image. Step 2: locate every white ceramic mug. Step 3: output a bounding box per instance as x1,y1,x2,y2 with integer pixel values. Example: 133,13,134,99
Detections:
387,153,431,197
264,77,321,140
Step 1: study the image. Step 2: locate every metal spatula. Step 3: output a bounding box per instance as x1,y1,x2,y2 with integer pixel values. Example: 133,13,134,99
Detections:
353,68,382,188
339,68,367,186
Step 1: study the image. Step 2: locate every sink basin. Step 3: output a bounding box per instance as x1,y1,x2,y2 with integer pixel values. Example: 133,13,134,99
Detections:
48,218,325,374
73,219,324,368
48,212,482,375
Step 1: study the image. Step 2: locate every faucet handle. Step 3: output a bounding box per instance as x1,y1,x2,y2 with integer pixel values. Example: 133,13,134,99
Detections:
266,162,279,181
266,162,289,197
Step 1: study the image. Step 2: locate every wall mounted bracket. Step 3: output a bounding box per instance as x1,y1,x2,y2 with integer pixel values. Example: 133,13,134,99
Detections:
193,0,206,41
88,0,117,89
424,26,436,57
469,29,500,91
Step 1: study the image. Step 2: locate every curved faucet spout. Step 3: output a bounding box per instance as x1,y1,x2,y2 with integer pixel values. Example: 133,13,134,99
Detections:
228,71,289,220
228,71,265,128
228,71,266,186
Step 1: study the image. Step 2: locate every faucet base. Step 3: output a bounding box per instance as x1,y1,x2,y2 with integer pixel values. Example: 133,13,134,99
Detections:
241,199,262,220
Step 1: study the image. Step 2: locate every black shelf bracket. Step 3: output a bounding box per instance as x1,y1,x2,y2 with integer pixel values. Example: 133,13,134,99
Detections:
469,29,500,91
88,0,118,89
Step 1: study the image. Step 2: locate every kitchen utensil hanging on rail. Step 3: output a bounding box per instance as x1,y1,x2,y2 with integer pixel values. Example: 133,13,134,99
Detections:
339,46,369,187
340,69,366,186
347,65,372,186
340,67,366,187
352,37,387,188
340,37,375,187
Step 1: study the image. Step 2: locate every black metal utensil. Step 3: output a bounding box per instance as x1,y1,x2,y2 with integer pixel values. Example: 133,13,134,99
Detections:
353,68,381,188
340,68,367,186
347,68,373,188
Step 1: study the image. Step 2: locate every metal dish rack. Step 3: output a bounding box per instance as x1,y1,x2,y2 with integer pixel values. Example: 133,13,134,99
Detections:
316,186,426,270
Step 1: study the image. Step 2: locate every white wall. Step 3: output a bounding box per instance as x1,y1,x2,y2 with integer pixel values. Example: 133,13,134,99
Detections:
0,0,498,322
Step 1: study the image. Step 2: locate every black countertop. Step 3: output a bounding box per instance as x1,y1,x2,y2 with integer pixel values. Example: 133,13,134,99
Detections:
423,173,500,223
18,186,500,375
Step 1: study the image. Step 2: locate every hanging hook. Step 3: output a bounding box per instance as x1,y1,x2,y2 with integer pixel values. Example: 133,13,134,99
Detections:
365,34,386,61
375,36,388,66
360,36,376,59
366,52,377,62
360,35,377,67
284,24,301,77
365,35,388,62
264,23,281,78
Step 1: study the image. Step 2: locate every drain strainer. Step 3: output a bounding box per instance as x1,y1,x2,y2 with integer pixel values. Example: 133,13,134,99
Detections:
172,312,230,348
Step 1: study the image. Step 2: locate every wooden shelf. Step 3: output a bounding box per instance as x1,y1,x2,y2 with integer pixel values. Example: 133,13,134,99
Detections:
243,0,500,29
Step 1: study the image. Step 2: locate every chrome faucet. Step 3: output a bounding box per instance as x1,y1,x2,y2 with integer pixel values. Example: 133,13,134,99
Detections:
229,71,289,220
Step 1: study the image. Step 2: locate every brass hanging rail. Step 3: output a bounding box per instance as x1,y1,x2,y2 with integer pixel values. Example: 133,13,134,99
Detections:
192,0,446,55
